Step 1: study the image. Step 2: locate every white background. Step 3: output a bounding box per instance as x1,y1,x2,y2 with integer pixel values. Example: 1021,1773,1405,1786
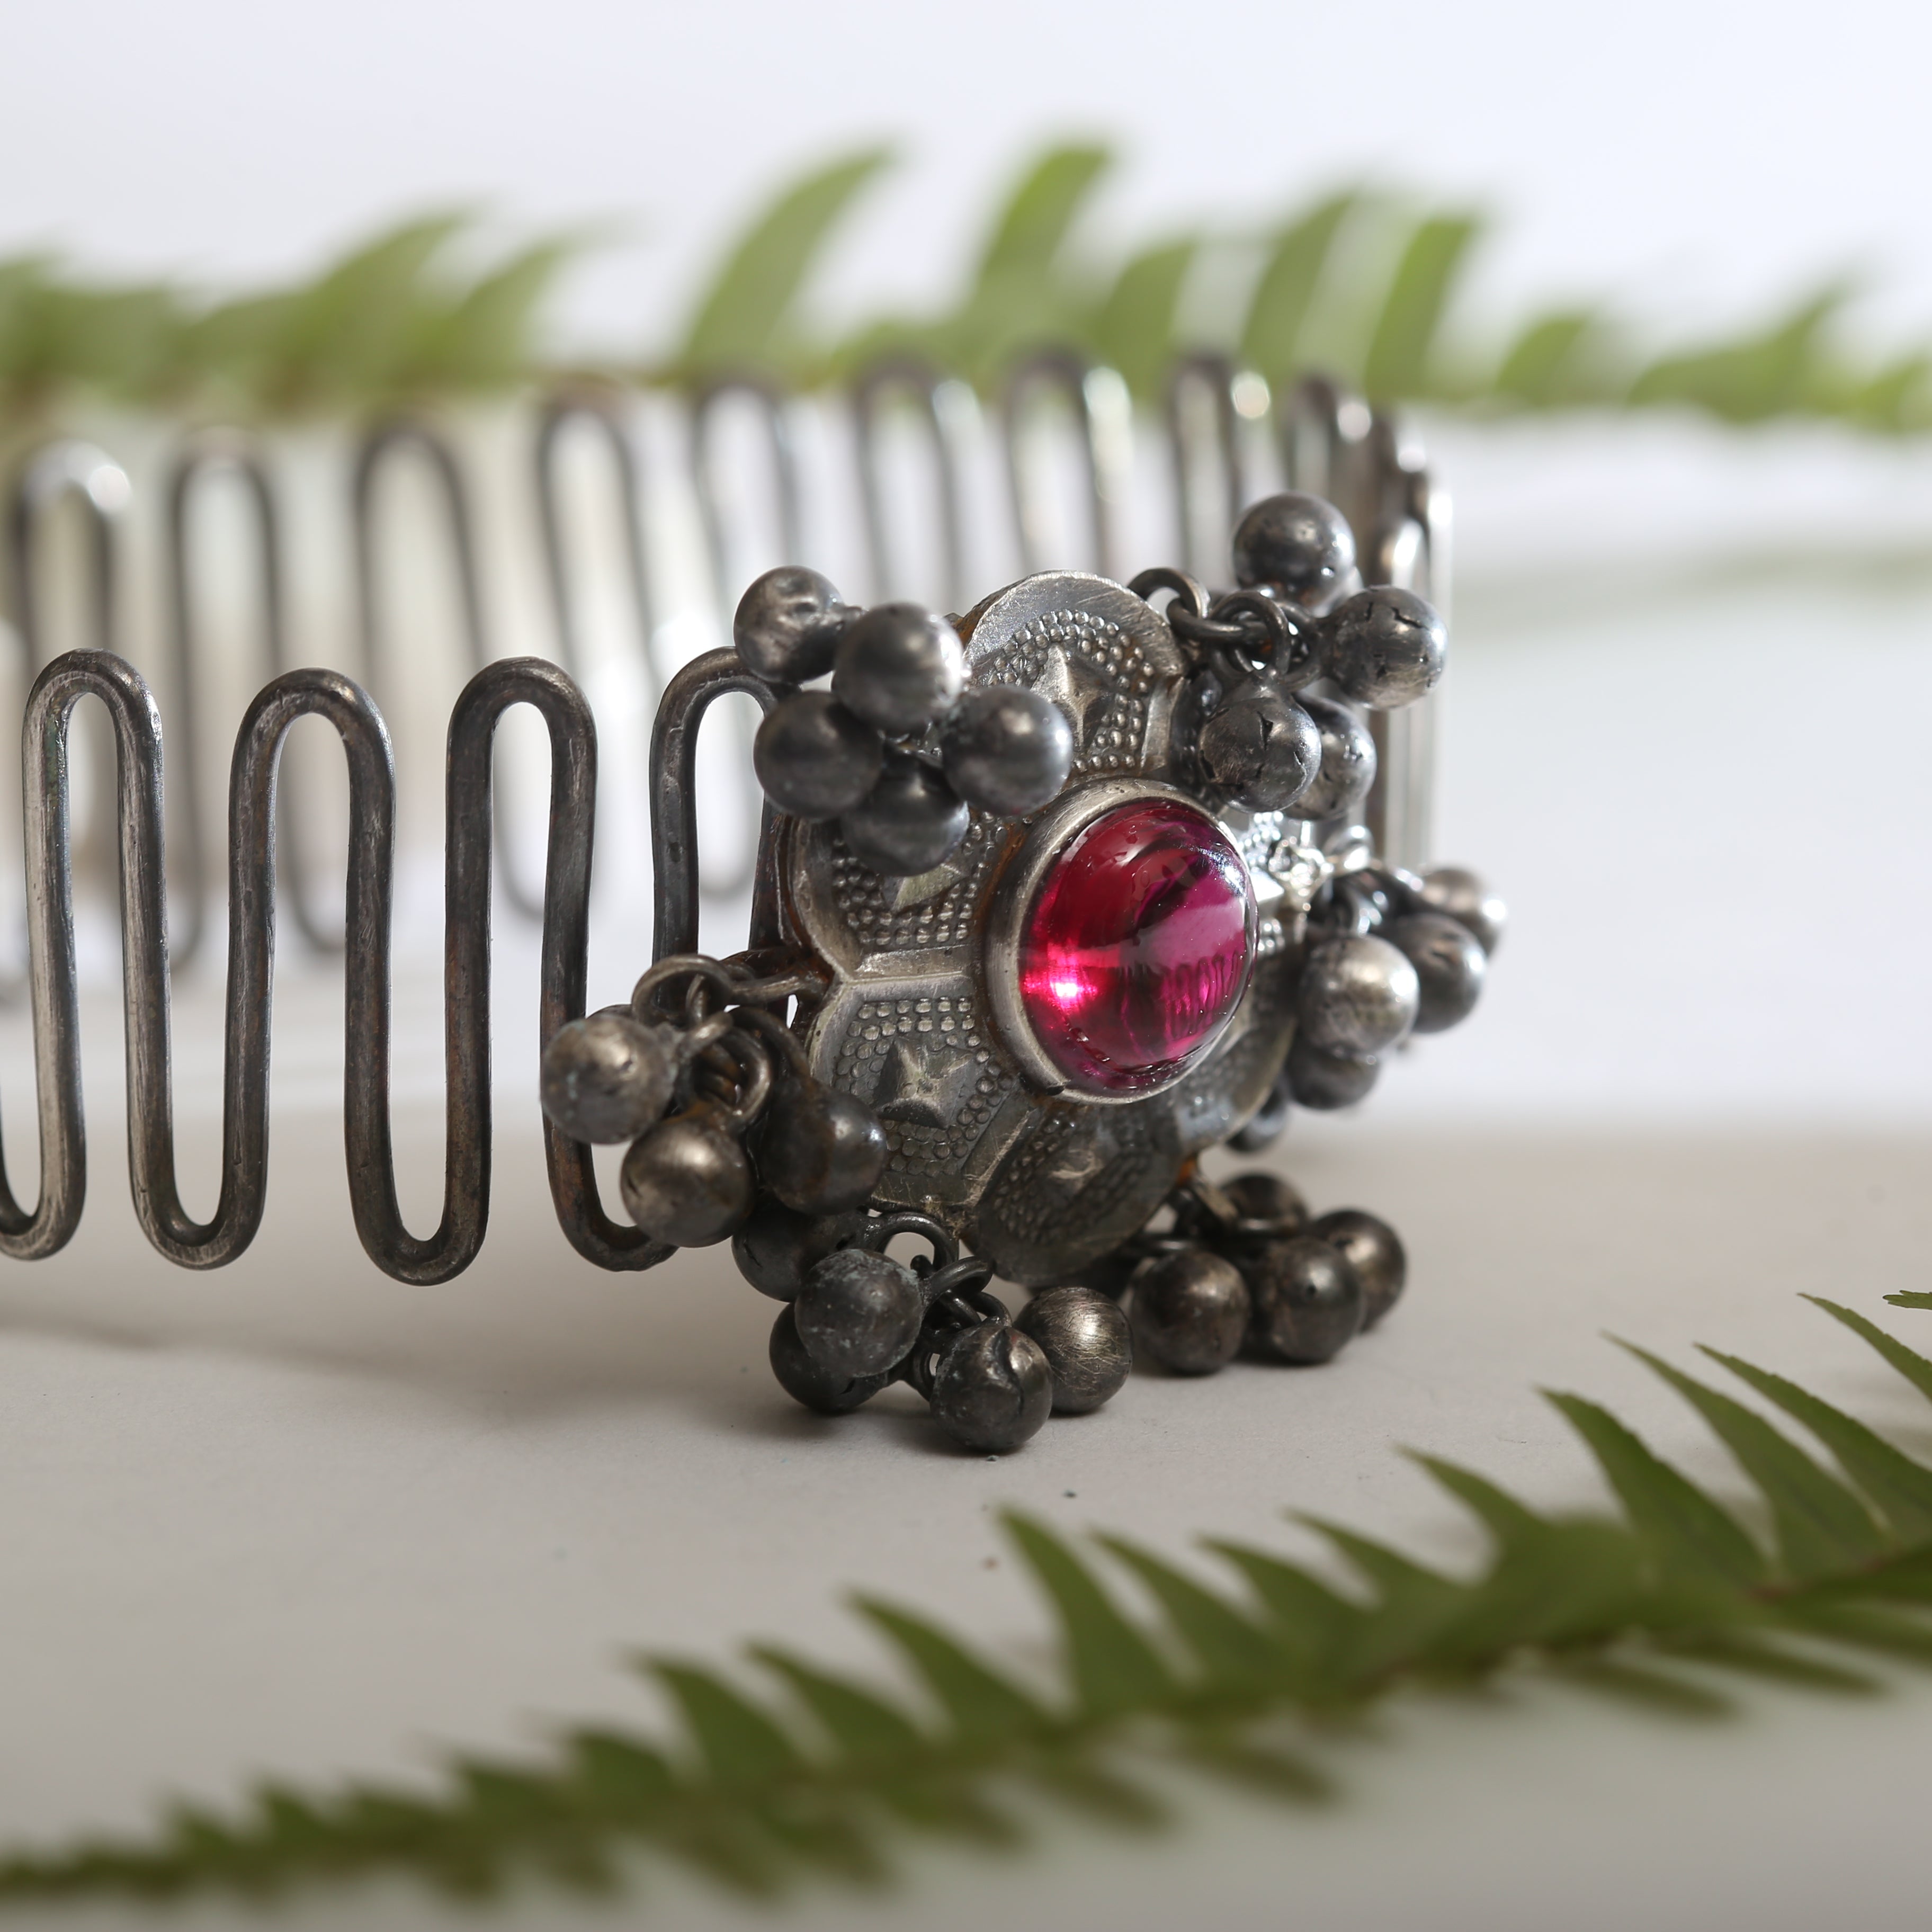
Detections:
4,0,1932,355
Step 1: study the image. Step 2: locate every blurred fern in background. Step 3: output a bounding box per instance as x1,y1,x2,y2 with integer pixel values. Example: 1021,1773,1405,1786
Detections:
3,139,1927,430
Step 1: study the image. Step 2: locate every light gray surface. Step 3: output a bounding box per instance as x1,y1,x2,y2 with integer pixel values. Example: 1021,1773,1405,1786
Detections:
2,1116,1930,1930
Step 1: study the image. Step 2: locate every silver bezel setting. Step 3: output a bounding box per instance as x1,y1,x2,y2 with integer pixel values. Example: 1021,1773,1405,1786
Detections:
981,776,1258,1107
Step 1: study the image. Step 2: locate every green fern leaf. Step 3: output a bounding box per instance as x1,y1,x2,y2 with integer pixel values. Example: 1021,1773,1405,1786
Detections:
1006,1513,1174,1716
566,1727,677,1805
1493,309,1612,406
1626,283,1851,421
753,1648,1013,1842
678,148,893,377
1549,1654,1736,1719
1620,1343,1888,1579
17,1300,1932,1908
970,143,1112,294
853,1598,1046,1742
648,1662,803,1783
1410,1456,1659,1654
1175,1730,1330,1801
1239,191,1357,384
397,237,585,392
1883,1290,1932,1312
749,1648,925,1759
1779,1598,1932,1661
238,212,470,410
1660,1630,1882,1695
1361,212,1482,400
1806,1295,1932,1398
1203,1539,1366,1682
1408,1453,1547,1546
1544,1390,1767,1591
1848,353,1932,431
1095,1535,1292,1690
1298,1519,1470,1683
1092,238,1200,400
1700,1346,1932,1541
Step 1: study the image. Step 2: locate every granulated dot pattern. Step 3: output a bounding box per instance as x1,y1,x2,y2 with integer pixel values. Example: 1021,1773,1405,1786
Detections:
829,818,999,954
978,610,1157,777
833,994,1017,1180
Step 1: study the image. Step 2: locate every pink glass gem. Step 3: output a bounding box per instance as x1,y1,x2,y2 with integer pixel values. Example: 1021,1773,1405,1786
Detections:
1018,799,1256,1095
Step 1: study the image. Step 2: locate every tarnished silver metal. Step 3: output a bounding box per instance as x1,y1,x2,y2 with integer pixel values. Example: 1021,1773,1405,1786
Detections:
0,645,652,1280
164,428,339,963
354,415,544,926
927,1319,1053,1453
5,441,131,894
691,373,802,598
1165,352,1246,584
1001,349,1124,579
1014,1285,1132,1415
852,356,969,610
3,360,1439,961
534,383,658,689
6,440,127,670
1240,1232,1364,1364
764,565,1301,1284
1310,1206,1407,1328
649,650,782,961
0,370,1477,1465
1129,1246,1250,1375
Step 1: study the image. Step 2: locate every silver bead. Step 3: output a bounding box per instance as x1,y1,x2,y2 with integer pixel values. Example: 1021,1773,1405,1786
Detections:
1285,1033,1379,1110
1323,586,1446,709
839,754,970,875
1220,1170,1309,1239
1195,675,1321,812
1244,1234,1363,1364
793,1248,926,1379
1297,935,1419,1056
1015,1287,1132,1415
1129,1248,1249,1375
539,1008,678,1144
734,566,856,685
1059,1233,1189,1299
619,1110,754,1246
754,1077,888,1214
1291,693,1378,822
832,603,967,736
929,1321,1053,1453
1232,493,1355,604
753,692,882,821
731,1198,866,1300
940,684,1074,817
1383,911,1485,1034
1310,1208,1407,1327
1418,865,1507,955
768,1304,891,1415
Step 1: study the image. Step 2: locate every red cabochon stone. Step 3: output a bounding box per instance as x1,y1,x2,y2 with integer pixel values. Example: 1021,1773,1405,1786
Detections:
1018,799,1255,1095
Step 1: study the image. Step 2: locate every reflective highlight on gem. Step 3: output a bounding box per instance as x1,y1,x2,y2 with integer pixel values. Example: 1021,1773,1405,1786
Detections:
1018,799,1255,1094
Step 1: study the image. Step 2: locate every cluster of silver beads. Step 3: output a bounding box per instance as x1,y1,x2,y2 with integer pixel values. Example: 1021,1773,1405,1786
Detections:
737,567,1076,876
536,487,1501,1455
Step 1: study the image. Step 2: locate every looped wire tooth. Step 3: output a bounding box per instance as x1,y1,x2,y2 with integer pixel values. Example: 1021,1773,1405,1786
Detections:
851,355,970,611
1165,351,1248,583
1000,347,1123,579
533,382,658,691
0,365,1452,1347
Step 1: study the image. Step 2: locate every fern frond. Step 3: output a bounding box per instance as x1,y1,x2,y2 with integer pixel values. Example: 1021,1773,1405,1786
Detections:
6,147,1932,434
676,148,894,381
8,1294,1932,1908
